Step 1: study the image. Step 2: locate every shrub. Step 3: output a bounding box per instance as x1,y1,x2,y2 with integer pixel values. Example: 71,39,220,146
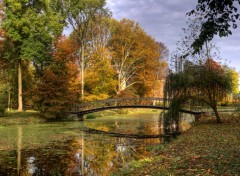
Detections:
0,104,6,117
86,114,96,119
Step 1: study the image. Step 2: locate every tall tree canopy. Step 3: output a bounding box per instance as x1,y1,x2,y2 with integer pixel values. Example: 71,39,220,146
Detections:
64,0,110,100
84,16,116,100
85,47,116,101
2,0,64,111
188,0,240,52
109,19,167,96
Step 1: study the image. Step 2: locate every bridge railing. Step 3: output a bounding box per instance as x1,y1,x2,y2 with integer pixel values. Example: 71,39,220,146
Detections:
71,97,169,113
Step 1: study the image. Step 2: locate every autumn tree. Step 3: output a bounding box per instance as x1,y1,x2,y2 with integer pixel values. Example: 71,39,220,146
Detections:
34,36,80,118
109,19,168,97
83,16,116,100
133,37,167,97
2,0,64,111
64,0,110,100
109,19,146,95
85,47,116,101
165,59,232,124
188,0,240,52
199,59,232,122
228,68,239,96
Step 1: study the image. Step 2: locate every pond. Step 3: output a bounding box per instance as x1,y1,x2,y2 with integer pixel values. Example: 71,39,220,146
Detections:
0,110,192,176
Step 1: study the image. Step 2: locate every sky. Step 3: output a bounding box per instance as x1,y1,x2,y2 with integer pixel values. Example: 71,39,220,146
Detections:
106,0,240,72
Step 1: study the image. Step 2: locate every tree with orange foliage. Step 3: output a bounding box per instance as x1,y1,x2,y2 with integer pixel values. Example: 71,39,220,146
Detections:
85,47,117,101
34,36,80,118
109,19,168,97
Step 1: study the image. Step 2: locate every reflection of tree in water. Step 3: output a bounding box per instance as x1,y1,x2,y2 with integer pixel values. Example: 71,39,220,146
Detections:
83,138,116,175
19,146,70,175
63,136,85,176
58,135,117,176
63,135,158,176
65,136,136,175
1,132,70,175
0,133,162,176
112,137,159,168
0,112,168,175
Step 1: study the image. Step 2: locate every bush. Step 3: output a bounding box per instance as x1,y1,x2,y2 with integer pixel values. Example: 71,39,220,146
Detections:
86,114,96,119
0,104,6,117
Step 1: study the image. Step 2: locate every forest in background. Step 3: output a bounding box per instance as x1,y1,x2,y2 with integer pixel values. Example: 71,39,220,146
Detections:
0,0,239,119
0,0,168,118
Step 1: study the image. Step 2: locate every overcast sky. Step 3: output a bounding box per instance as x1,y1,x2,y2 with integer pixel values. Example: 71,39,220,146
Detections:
106,0,240,72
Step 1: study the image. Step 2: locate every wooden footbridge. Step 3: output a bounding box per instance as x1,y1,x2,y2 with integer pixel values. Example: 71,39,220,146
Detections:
70,97,202,116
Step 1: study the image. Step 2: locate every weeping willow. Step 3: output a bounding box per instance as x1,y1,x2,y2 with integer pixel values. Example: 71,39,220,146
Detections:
164,59,232,126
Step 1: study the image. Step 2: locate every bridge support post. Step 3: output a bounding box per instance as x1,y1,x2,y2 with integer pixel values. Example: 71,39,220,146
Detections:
77,114,84,121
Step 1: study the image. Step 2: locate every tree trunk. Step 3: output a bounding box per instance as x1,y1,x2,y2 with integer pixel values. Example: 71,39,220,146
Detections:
213,105,221,123
7,91,11,111
81,44,85,100
18,60,23,112
117,73,121,94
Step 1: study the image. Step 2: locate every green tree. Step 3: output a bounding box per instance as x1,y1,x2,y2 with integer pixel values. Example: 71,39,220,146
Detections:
188,0,240,52
2,0,64,111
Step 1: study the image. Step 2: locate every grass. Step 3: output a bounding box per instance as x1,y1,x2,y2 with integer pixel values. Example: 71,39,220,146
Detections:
85,109,162,120
112,114,240,176
0,110,46,125
86,114,97,119
0,108,160,125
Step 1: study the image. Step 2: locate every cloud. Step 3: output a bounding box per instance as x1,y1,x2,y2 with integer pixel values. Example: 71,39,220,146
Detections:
106,0,240,71
106,0,197,51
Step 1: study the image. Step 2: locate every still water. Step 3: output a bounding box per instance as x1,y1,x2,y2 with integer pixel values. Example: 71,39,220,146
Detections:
0,110,175,176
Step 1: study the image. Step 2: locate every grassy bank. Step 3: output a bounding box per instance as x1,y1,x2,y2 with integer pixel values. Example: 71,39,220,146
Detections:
0,110,46,125
113,115,240,176
0,108,160,125
86,109,162,118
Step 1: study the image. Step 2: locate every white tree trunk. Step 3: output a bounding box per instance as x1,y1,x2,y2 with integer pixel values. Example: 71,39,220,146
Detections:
81,45,85,100
18,60,23,111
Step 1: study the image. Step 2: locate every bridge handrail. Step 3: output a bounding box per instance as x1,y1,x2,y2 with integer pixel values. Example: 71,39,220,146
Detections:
71,97,170,112
80,97,167,104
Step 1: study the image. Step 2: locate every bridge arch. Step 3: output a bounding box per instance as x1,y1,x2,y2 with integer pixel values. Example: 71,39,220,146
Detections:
70,97,201,116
